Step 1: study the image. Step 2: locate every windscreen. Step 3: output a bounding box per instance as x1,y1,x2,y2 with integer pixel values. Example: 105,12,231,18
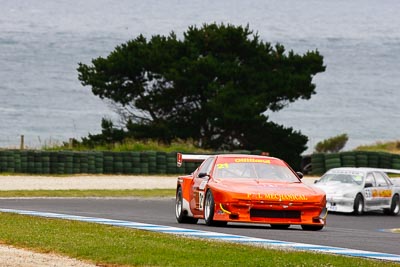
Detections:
212,157,300,182
317,173,364,186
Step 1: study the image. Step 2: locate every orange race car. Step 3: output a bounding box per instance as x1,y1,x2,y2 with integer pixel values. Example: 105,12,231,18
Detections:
175,153,327,230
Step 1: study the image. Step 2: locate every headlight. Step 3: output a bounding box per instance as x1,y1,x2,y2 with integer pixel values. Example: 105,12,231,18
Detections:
343,191,356,199
321,195,326,206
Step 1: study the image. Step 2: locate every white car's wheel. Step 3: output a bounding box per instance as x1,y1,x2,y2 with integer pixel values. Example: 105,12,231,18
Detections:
353,194,364,215
384,194,400,216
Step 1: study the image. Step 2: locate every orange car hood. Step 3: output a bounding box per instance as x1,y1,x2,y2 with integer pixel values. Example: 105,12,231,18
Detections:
210,178,324,202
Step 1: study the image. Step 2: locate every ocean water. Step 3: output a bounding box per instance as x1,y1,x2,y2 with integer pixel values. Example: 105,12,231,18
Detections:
1,0,399,153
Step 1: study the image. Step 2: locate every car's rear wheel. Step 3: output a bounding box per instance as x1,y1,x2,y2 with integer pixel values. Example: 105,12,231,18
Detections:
204,190,227,226
384,194,400,216
353,194,364,215
175,187,198,224
270,224,290,229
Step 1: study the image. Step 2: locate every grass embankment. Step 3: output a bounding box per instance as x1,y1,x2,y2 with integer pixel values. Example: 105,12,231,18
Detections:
43,139,211,153
0,189,175,198
46,138,400,154
0,212,397,267
356,140,400,154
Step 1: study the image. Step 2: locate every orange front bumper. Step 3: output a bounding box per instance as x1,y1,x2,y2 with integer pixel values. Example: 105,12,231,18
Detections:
212,201,327,226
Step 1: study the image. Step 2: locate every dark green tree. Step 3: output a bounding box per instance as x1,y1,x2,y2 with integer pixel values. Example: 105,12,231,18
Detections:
77,23,325,168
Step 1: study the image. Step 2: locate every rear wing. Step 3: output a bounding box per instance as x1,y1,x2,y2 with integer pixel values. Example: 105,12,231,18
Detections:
176,153,210,167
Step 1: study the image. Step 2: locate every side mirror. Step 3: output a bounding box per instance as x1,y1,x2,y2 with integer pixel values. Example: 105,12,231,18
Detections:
296,172,303,179
314,180,319,184
198,172,209,179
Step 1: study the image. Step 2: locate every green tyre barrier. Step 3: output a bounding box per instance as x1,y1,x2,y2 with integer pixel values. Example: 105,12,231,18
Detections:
311,153,325,174
311,168,325,175
56,162,65,174
156,152,167,174
13,151,22,173
20,151,28,173
48,151,58,174
94,152,104,174
324,153,341,171
340,152,356,167
367,152,379,168
122,162,132,174
184,162,196,174
392,155,400,169
5,150,15,173
378,152,392,169
392,163,400,170
114,162,124,174
132,167,141,174
0,150,7,172
356,152,368,167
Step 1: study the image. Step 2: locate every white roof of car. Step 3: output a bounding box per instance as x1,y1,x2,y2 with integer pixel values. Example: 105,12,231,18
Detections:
327,167,400,175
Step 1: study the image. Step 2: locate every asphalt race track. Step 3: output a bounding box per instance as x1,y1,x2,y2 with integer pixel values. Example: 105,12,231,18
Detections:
1,198,399,256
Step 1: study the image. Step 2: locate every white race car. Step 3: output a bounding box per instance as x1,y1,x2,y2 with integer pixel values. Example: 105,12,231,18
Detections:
313,167,400,215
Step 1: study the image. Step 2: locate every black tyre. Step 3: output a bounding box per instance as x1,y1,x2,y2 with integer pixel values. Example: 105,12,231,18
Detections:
270,224,290,229
175,187,198,224
384,194,400,216
204,190,216,226
353,194,364,215
301,225,324,231
204,190,227,226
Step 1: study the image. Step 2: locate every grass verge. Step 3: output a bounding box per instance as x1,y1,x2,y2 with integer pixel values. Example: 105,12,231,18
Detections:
0,189,176,198
0,212,397,267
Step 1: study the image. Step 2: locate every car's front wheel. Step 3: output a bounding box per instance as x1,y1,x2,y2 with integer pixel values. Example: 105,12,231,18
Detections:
204,190,216,226
353,194,364,215
384,194,400,216
175,187,198,224
204,190,227,226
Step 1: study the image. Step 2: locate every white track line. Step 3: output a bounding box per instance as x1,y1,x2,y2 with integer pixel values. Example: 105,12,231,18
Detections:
1,208,399,262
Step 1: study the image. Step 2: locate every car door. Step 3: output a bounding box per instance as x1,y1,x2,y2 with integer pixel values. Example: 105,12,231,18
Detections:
190,157,215,215
372,171,392,206
363,172,379,207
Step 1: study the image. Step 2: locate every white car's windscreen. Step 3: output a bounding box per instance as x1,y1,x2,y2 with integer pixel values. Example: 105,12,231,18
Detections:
318,173,363,185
